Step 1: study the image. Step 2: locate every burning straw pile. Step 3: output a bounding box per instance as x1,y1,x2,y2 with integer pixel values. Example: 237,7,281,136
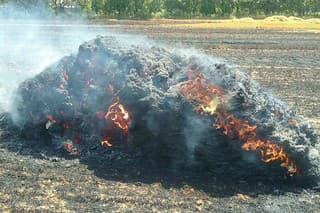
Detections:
12,36,320,181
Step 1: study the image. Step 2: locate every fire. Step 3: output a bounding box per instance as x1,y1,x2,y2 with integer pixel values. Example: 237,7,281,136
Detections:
105,97,131,132
215,113,298,176
96,95,131,148
180,72,224,115
101,140,112,147
180,71,298,176
63,140,80,155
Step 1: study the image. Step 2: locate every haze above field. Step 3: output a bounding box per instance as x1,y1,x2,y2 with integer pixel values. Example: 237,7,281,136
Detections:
0,0,320,19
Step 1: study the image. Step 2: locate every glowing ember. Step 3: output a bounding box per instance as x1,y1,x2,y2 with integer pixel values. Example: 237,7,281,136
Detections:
180,71,298,176
96,91,131,149
215,113,298,176
63,140,80,155
180,72,224,115
101,140,112,147
63,142,73,151
105,97,131,132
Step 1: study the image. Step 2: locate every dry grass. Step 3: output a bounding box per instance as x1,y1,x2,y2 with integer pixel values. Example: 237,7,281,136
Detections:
157,16,320,30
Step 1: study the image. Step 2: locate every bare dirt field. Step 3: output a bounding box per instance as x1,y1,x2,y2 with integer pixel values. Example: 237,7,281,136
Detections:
0,20,320,212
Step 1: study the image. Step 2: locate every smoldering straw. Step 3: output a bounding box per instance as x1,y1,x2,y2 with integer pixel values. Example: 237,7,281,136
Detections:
12,36,320,182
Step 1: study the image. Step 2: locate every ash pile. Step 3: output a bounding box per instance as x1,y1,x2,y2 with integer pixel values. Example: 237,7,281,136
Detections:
11,36,320,182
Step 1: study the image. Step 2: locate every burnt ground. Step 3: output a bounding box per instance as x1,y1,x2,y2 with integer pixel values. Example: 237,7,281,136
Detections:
0,21,320,212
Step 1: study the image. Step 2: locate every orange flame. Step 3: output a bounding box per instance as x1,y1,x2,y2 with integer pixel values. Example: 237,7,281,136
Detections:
180,72,224,115
63,141,80,155
105,97,131,133
215,113,298,176
180,71,298,176
101,140,112,147
96,88,131,149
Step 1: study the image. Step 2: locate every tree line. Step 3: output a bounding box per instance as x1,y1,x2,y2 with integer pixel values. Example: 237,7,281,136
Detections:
1,0,320,18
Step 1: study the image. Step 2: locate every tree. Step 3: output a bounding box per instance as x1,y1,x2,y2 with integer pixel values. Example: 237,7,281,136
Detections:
200,0,215,16
92,0,104,15
0,0,51,18
49,0,74,14
1,0,320,18
103,0,131,17
77,0,92,13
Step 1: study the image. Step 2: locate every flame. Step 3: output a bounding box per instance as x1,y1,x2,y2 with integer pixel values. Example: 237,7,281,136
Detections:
96,88,131,148
180,72,223,115
215,113,298,176
180,71,298,176
63,142,73,151
63,140,80,155
105,97,131,133
101,140,112,147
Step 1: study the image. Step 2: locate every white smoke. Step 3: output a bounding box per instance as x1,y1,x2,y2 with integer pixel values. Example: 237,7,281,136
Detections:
0,2,109,113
